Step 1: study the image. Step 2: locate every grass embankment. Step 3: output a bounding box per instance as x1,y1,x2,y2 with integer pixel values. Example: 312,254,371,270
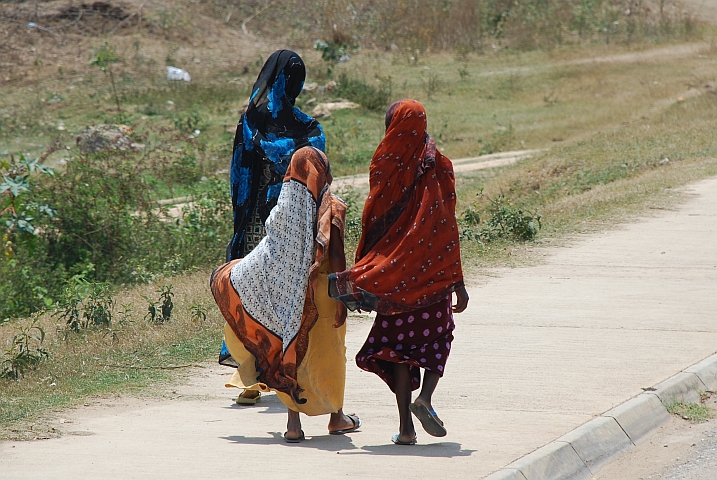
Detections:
3,31,717,437
0,272,221,440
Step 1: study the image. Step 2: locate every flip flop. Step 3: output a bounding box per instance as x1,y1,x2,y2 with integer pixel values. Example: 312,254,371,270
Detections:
283,430,305,443
409,402,447,437
391,434,417,445
235,391,261,405
329,413,362,435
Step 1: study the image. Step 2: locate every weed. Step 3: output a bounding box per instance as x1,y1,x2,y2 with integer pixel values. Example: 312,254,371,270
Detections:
335,73,393,111
117,303,134,324
666,400,714,423
460,193,541,243
55,276,115,332
1,317,49,381
143,296,159,324
190,303,208,323
89,42,122,115
543,91,559,106
145,285,174,324
159,285,174,322
174,110,206,134
422,72,441,100
82,282,114,329
479,122,514,155
314,39,355,65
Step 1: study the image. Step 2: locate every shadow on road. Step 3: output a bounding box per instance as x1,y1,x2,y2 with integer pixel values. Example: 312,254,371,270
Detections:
221,433,475,457
222,432,360,452
221,393,287,414
357,442,475,457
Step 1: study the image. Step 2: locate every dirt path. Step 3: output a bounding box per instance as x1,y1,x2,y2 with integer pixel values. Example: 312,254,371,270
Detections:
331,149,541,189
2,173,716,478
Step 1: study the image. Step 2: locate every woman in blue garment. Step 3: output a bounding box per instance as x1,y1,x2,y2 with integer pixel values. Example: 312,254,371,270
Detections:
220,49,326,404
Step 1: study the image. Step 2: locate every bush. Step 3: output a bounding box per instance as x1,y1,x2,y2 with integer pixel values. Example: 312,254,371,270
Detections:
0,149,232,320
335,73,392,111
0,317,49,381
460,193,541,243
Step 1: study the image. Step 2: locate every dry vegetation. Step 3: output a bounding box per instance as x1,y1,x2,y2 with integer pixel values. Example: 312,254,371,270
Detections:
2,0,717,438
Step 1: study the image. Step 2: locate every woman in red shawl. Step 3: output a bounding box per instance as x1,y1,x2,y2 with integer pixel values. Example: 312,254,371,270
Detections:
329,99,469,445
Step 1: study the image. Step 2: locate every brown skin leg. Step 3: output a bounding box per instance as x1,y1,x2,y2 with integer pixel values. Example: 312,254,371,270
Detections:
413,370,444,426
325,222,356,432
286,408,302,440
393,362,417,442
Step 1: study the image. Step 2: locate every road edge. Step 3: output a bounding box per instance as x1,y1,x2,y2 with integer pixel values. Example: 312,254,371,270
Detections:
484,353,717,480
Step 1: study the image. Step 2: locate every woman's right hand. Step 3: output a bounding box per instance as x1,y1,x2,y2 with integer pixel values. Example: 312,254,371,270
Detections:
453,285,469,313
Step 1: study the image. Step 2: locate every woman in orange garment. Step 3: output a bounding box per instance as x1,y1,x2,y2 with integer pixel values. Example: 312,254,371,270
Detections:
330,99,469,445
211,146,360,442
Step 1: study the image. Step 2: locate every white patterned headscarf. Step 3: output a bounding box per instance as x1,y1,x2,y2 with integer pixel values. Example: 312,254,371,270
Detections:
229,147,328,352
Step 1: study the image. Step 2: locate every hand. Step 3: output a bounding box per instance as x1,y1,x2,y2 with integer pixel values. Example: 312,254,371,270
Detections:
452,285,469,313
333,302,347,328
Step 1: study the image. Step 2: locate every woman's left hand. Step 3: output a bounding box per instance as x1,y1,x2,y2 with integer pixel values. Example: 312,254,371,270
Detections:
452,285,469,313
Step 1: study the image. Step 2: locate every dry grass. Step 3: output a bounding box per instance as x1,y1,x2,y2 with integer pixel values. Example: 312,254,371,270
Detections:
0,269,223,440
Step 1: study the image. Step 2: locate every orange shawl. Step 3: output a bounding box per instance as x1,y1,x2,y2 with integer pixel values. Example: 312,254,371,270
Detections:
211,147,343,403
331,100,464,315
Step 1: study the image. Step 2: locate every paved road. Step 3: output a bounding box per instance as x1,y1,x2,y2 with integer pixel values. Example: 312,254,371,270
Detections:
2,176,716,479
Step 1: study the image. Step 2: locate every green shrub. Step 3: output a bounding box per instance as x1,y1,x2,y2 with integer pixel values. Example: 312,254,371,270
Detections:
1,149,231,320
144,284,174,324
335,73,392,111
460,193,541,243
0,317,49,381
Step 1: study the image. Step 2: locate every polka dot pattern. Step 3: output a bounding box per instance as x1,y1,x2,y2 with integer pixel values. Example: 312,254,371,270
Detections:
355,296,455,392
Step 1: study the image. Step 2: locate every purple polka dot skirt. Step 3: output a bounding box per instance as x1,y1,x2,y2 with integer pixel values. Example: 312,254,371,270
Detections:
355,296,454,392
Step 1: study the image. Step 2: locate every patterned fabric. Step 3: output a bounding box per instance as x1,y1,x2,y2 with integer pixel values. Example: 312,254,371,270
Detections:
356,296,454,392
230,178,317,352
243,208,266,255
330,99,464,315
228,50,325,261
211,147,342,404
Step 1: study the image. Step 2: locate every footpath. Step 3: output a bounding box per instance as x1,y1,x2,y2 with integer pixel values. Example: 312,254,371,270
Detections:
1,176,716,479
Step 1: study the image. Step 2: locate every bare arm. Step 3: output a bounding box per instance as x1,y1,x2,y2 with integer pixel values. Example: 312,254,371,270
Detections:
329,224,347,327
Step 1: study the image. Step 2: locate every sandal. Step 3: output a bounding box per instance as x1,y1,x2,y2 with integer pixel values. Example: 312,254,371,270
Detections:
329,414,362,435
235,390,262,405
283,430,305,443
409,402,447,437
391,434,417,445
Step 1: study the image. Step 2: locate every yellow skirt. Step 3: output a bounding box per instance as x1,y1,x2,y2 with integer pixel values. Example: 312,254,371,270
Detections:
223,260,347,416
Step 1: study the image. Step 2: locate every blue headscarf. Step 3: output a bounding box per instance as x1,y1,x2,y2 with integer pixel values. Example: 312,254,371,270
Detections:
227,50,325,261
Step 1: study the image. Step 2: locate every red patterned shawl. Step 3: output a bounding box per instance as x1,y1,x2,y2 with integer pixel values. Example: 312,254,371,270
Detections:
331,100,464,315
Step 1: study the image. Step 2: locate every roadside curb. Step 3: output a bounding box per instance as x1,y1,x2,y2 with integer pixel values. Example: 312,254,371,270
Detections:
485,353,717,480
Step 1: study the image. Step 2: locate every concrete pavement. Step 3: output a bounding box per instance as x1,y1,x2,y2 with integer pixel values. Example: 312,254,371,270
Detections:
1,176,716,479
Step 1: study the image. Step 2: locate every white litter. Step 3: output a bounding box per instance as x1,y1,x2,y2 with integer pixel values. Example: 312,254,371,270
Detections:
166,66,191,82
